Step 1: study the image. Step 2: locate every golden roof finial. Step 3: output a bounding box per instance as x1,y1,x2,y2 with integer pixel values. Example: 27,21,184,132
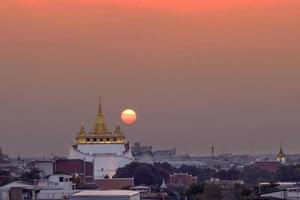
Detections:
277,141,286,158
93,95,109,134
98,95,102,114
114,125,123,135
276,141,287,163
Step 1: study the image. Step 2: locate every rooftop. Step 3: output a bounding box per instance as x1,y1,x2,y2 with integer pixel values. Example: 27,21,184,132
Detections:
71,190,139,197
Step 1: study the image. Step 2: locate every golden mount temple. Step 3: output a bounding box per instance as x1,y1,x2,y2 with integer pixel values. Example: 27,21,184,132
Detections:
69,97,133,179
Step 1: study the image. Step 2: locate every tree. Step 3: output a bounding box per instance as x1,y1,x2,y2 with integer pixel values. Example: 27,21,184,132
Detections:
200,184,223,200
185,184,205,200
216,168,240,180
240,167,276,184
0,170,9,176
154,162,175,181
277,165,300,181
114,162,164,185
232,184,252,200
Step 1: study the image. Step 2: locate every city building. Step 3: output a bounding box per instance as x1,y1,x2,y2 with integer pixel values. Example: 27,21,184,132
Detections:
130,185,151,196
69,98,133,179
260,183,300,200
0,148,9,163
36,174,79,200
37,174,75,190
27,160,53,178
253,161,281,173
169,173,197,186
152,149,176,162
131,143,152,157
134,152,154,164
94,178,134,190
70,190,140,200
0,181,36,200
54,159,94,183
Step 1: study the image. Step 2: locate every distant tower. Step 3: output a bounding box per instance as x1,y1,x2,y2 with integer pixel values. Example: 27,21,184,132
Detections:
211,146,215,159
276,142,287,164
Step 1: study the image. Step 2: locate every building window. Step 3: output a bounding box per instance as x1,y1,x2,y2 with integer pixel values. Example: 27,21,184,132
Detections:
100,138,103,142
86,138,90,142
93,138,97,142
106,138,110,141
59,177,64,182
113,138,117,142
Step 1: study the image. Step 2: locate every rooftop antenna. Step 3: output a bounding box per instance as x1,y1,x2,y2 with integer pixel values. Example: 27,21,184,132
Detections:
211,146,215,159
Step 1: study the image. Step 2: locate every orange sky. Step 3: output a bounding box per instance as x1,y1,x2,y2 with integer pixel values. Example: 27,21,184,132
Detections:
15,0,292,11
0,0,300,157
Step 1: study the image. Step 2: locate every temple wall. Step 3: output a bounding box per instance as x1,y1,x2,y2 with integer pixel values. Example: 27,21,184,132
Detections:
69,146,133,178
77,144,126,155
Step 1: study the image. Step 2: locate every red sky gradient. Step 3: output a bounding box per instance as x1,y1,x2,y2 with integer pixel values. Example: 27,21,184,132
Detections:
0,0,300,157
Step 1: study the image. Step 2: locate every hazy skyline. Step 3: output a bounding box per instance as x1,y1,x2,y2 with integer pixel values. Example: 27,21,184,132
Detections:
0,0,300,157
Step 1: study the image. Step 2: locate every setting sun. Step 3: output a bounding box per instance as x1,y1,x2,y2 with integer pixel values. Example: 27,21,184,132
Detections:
121,109,137,125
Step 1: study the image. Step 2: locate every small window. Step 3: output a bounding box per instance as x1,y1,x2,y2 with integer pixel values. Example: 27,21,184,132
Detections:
86,138,90,142
106,138,110,141
59,177,64,182
100,138,104,142
93,138,97,142
113,138,117,142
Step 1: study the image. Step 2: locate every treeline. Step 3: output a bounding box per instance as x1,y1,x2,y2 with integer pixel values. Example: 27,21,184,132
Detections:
114,162,300,185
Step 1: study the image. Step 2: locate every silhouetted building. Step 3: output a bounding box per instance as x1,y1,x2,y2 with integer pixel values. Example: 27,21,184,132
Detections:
54,159,94,183
170,173,197,186
131,143,152,157
94,178,134,190
153,149,176,161
253,161,281,173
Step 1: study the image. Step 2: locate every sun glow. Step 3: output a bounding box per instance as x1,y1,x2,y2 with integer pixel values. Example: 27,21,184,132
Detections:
121,109,137,125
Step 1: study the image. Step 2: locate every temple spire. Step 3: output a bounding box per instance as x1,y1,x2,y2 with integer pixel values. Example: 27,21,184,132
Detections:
279,142,284,154
93,96,109,134
276,141,286,164
98,95,102,114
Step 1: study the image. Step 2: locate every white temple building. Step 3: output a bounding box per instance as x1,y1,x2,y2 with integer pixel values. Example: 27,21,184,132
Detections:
69,97,133,179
